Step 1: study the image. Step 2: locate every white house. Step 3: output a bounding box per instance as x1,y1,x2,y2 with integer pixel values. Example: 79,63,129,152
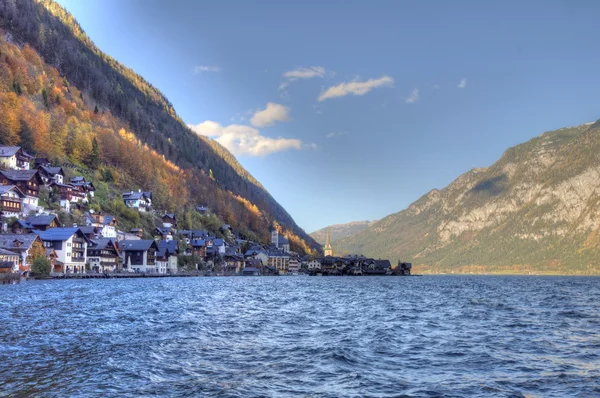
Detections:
156,240,178,274
307,259,322,270
34,228,91,274
0,146,32,170
122,190,152,212
85,212,118,238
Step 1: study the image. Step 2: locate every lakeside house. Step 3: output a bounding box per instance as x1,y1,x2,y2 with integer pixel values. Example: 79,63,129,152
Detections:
35,228,91,274
0,234,45,274
87,238,120,273
156,240,178,274
120,240,158,273
0,248,20,274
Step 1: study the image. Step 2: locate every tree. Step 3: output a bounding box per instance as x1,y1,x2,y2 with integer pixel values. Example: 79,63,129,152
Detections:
31,256,51,277
0,92,21,145
89,137,100,168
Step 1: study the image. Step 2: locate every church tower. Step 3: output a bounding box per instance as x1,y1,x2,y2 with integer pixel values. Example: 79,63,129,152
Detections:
323,228,333,257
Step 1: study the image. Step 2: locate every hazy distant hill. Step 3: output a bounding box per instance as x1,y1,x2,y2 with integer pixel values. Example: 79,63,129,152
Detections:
0,0,318,253
335,122,600,274
310,221,376,245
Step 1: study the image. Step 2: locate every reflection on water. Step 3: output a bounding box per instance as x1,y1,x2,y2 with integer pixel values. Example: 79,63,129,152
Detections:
1,276,599,397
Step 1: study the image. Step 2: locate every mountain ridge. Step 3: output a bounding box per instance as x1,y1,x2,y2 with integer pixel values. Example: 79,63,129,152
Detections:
335,121,600,274
310,220,376,245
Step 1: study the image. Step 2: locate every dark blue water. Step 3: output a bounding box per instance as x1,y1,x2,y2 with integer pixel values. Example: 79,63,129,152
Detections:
1,276,599,397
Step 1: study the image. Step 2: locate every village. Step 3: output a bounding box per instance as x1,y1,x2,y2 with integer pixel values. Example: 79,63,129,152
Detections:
0,146,411,279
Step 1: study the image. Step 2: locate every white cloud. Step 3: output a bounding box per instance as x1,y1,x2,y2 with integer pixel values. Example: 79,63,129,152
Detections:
318,75,394,102
326,132,346,138
193,65,222,73
278,66,327,92
283,66,326,80
458,78,467,89
250,102,291,128
405,88,420,104
188,121,312,157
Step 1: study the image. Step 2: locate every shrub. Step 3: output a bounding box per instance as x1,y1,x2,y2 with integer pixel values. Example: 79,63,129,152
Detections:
31,257,51,276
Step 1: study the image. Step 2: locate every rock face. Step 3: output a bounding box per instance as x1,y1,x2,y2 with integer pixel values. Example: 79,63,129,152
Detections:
335,122,600,274
310,221,376,245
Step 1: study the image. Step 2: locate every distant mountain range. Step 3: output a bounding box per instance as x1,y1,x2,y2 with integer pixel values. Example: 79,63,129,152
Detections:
310,221,376,245
334,122,600,275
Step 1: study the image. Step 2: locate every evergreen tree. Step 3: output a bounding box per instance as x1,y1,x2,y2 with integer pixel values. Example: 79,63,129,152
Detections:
90,137,100,168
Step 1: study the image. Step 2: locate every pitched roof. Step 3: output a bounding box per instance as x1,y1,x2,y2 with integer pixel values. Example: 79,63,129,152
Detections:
0,248,18,256
190,239,205,247
0,185,25,197
70,176,85,183
0,169,40,182
212,238,225,247
78,226,98,235
162,213,176,220
39,166,64,176
0,234,40,250
0,146,22,157
88,238,118,252
25,215,60,227
157,240,178,257
122,191,151,201
34,228,91,243
154,227,171,235
120,240,157,251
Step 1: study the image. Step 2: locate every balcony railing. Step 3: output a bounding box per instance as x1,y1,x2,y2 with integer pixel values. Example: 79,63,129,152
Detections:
71,257,85,262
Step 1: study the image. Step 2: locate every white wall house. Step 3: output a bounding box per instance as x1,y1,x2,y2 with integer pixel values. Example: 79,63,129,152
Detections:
0,146,32,170
35,228,90,274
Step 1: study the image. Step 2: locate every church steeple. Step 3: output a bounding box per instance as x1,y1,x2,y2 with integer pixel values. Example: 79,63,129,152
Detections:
323,228,333,257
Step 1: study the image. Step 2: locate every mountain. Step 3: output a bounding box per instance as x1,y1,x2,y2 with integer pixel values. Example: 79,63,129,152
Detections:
0,0,318,253
335,122,600,275
310,221,376,245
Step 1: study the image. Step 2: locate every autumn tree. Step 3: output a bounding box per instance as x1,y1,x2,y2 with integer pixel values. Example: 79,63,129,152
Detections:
0,92,21,145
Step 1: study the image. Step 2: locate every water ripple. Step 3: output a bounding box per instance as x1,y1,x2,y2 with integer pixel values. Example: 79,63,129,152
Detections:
1,276,599,397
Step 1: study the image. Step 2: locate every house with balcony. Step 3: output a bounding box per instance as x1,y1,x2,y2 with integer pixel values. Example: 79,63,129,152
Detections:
0,185,25,218
34,228,91,274
0,169,43,207
0,146,33,170
0,234,45,274
37,166,65,185
122,190,152,212
120,240,158,273
85,212,118,238
87,238,120,273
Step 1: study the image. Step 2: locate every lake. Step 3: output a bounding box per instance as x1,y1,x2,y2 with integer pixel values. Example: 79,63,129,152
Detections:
1,276,599,397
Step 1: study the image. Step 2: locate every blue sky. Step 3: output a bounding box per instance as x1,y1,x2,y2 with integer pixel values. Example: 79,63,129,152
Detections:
57,0,600,233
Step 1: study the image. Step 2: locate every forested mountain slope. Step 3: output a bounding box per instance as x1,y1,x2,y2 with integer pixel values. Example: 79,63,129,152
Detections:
0,0,318,253
335,122,600,274
310,221,375,245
